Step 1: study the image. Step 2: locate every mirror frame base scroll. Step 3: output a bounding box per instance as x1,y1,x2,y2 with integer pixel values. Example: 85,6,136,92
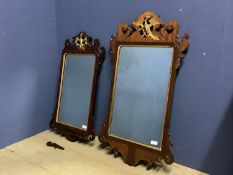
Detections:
50,32,105,143
98,11,190,168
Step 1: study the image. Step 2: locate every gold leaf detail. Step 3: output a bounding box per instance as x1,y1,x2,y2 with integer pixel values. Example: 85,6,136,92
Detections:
75,33,88,49
135,16,161,40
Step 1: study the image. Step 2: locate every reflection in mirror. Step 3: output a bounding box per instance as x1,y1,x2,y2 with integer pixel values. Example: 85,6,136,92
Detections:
57,54,95,130
110,46,174,149
50,32,105,142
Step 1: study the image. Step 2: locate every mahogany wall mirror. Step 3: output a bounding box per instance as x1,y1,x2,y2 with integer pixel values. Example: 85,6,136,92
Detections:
99,11,189,168
50,32,105,142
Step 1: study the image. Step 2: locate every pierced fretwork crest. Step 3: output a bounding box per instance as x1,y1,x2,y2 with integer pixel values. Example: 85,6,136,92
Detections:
111,11,190,70
136,15,162,40
73,32,91,49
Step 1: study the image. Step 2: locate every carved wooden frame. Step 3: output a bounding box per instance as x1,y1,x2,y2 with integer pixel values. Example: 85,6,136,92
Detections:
50,32,105,142
98,11,189,168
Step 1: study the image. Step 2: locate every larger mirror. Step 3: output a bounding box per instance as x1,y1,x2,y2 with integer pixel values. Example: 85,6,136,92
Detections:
99,11,189,168
50,32,105,142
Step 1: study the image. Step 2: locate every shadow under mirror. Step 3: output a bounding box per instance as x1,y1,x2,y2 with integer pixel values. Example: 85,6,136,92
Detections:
50,32,105,142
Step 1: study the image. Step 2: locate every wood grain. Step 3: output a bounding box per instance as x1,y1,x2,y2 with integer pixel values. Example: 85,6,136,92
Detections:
99,11,190,168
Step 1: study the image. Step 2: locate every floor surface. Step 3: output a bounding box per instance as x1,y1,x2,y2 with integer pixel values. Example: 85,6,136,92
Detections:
0,130,208,175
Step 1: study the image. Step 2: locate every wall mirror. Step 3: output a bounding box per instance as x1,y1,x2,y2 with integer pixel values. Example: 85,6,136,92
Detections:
99,11,189,168
50,32,105,142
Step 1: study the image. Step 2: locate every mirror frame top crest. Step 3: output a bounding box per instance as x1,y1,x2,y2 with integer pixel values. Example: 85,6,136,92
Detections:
50,32,105,142
98,11,190,168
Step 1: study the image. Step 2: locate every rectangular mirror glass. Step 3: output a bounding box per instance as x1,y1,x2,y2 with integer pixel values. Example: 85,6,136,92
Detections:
57,54,95,130
110,46,174,150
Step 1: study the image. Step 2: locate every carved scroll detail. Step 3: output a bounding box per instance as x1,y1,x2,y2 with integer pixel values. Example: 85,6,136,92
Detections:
115,11,190,70
176,33,190,69
117,11,189,49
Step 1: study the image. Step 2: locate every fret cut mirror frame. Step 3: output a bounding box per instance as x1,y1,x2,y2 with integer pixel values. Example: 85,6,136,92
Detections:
99,11,190,168
50,32,105,142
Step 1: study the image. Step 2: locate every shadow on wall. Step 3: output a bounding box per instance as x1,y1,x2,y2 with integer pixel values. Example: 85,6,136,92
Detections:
94,49,113,134
201,97,233,175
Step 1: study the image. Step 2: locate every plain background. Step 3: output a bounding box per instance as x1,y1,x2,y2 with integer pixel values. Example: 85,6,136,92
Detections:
0,0,58,149
0,1,233,175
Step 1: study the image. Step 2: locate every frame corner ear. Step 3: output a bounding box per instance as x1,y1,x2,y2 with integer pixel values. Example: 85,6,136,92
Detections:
175,33,190,70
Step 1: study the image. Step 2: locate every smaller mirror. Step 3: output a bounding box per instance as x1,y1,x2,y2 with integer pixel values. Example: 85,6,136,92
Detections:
50,32,105,142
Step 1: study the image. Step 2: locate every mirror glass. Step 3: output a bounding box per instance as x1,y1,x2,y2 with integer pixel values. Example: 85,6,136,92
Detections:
57,54,95,130
110,46,174,149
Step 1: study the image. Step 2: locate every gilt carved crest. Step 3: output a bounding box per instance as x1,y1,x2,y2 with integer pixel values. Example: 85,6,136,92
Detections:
73,32,89,49
111,11,189,69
